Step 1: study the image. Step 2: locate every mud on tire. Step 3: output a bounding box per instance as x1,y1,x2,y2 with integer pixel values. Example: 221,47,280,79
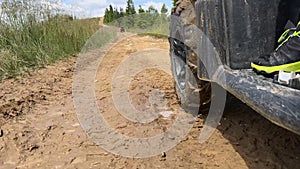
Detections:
169,0,211,113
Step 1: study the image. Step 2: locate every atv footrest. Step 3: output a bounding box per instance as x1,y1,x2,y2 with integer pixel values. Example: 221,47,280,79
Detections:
220,69,300,134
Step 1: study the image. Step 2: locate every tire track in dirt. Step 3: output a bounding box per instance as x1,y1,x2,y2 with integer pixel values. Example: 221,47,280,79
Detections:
0,34,299,169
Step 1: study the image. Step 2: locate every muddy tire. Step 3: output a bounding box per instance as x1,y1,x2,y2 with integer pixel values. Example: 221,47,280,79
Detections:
169,0,211,113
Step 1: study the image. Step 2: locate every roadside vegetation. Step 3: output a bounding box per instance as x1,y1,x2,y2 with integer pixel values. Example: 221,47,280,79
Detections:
0,0,99,79
137,33,169,39
103,0,170,36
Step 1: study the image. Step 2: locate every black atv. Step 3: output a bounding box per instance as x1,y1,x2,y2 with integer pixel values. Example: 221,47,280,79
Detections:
169,0,300,135
120,27,125,33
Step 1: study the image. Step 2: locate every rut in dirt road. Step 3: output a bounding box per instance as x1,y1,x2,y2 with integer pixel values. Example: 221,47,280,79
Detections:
0,33,300,169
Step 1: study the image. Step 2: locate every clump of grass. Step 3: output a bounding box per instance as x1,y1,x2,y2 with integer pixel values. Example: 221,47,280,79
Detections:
0,0,99,79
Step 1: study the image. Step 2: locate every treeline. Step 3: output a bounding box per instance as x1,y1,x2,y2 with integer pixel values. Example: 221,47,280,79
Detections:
103,0,168,29
173,0,178,7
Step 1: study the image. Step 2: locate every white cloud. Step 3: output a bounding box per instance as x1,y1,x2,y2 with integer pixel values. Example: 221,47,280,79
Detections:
64,0,126,18
60,0,171,18
142,1,164,12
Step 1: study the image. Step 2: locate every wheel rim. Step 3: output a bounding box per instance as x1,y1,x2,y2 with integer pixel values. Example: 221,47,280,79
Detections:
173,56,186,91
171,33,187,92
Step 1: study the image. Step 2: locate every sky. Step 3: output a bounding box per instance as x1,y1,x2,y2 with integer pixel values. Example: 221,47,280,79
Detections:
62,0,172,18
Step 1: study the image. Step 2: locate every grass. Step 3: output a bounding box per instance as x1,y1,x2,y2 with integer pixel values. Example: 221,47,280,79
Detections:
109,14,170,36
0,1,171,80
0,2,100,80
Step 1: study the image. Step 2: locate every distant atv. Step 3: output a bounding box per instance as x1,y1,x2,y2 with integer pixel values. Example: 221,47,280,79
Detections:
169,0,300,134
120,27,125,33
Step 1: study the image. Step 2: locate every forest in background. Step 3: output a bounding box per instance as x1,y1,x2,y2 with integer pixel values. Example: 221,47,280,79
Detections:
103,0,173,36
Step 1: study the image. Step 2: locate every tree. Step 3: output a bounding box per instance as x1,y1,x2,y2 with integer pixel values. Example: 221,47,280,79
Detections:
173,0,178,7
103,8,110,23
103,5,114,23
119,7,125,17
124,0,136,28
113,7,119,19
137,13,147,29
114,7,125,27
109,4,113,14
137,5,147,29
144,5,159,27
125,0,136,16
160,4,168,14
104,5,124,24
103,1,170,29
146,5,158,14
138,5,145,14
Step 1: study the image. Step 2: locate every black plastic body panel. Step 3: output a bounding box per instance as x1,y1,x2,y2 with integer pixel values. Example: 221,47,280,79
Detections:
215,69,300,135
191,0,300,135
196,0,281,69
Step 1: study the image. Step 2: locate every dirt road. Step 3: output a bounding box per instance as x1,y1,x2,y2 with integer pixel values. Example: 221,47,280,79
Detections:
0,34,300,169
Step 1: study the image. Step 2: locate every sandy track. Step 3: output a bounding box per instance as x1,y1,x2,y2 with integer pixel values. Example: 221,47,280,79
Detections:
0,34,300,169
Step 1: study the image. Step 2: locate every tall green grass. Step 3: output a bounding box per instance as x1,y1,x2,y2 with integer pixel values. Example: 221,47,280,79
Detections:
0,0,99,79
